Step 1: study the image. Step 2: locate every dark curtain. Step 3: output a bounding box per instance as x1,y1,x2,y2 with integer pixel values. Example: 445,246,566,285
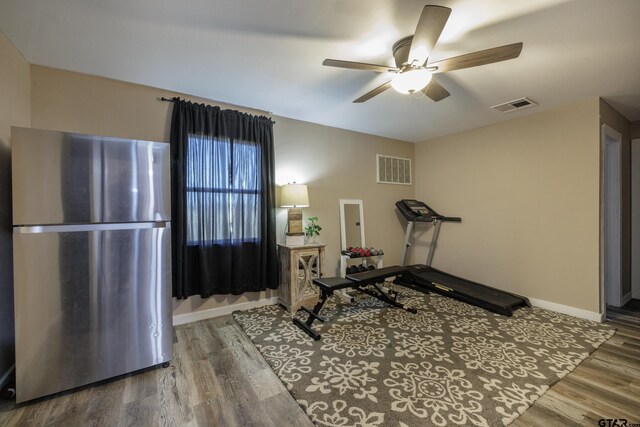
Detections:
170,98,278,298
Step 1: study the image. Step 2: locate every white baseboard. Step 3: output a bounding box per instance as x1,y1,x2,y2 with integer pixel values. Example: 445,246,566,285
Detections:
528,297,604,323
0,364,15,388
172,297,279,326
620,291,632,306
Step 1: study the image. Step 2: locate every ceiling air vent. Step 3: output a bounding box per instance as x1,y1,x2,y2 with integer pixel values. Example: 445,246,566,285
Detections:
491,97,538,114
377,154,411,185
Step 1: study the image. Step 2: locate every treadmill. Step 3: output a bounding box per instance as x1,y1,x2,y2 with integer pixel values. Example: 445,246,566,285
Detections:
394,199,530,316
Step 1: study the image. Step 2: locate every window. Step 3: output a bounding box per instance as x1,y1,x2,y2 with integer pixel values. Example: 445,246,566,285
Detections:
186,134,261,245
170,99,277,298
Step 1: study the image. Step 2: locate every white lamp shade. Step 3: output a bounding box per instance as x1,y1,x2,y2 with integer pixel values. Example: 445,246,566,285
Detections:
280,184,309,207
391,69,432,94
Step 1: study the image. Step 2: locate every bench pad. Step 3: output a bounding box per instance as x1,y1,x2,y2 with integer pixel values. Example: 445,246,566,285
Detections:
312,277,354,291
346,265,408,284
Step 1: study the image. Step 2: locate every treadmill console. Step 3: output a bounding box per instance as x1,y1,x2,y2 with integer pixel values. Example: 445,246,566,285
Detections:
396,200,462,223
396,199,436,222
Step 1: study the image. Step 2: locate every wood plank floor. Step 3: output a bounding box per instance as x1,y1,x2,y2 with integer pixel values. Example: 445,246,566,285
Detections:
0,316,313,427
1,301,639,426
514,299,640,426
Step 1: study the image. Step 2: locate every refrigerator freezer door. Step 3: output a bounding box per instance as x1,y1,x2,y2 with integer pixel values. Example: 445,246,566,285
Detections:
11,127,170,226
13,223,172,403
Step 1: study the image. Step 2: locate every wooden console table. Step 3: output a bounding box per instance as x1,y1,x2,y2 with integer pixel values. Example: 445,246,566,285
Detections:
277,243,326,313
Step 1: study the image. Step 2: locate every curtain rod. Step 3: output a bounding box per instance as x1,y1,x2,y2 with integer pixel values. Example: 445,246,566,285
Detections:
159,97,273,120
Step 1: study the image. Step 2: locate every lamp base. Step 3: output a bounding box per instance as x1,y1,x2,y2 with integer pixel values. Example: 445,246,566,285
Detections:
285,234,305,246
287,208,303,234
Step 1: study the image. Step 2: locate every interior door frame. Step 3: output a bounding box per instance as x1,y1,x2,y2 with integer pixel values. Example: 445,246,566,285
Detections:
632,138,640,299
600,123,623,313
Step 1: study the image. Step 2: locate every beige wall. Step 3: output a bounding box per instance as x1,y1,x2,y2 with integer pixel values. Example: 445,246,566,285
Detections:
415,99,601,313
0,31,30,380
274,117,414,275
599,99,631,299
29,66,414,318
32,66,175,141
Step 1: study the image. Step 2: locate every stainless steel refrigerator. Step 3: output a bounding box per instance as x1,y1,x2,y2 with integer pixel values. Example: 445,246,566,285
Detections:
11,127,172,403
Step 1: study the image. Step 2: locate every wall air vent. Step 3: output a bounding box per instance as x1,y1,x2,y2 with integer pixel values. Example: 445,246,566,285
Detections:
491,97,538,114
377,154,411,185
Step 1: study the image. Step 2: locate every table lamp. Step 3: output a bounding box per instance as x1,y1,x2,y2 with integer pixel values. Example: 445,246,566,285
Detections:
280,183,309,245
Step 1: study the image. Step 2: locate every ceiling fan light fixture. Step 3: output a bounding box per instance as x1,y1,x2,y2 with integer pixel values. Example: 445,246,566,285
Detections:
391,68,432,94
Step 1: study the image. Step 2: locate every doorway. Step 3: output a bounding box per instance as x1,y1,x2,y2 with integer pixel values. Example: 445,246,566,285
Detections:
602,124,622,312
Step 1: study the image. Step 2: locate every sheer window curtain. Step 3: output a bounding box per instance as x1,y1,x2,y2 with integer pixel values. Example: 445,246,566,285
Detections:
170,98,277,298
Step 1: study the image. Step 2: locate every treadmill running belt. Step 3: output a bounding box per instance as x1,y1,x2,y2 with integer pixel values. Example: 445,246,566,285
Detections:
396,265,530,316
414,271,525,308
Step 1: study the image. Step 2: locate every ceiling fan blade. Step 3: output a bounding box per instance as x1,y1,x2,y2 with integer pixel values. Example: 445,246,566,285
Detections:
430,42,523,73
422,79,450,102
353,81,392,103
323,59,398,73
408,5,452,66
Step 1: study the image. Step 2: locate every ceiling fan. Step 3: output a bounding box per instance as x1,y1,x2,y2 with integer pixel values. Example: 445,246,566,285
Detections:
323,5,523,103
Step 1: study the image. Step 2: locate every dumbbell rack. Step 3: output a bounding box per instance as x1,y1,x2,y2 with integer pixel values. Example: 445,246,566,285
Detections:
339,253,384,278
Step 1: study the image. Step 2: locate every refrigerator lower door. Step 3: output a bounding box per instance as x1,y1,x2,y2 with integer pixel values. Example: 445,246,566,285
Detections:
13,223,172,403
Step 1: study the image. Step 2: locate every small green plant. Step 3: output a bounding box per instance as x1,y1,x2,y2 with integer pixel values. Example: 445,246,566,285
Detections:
305,217,322,237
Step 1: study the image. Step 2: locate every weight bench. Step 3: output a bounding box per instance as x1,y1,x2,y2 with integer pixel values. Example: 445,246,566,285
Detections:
293,265,417,340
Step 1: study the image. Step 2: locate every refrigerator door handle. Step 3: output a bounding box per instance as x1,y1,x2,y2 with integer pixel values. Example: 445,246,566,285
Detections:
14,221,171,234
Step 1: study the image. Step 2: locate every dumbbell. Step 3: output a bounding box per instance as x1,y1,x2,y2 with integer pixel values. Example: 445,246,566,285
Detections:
357,264,367,272
367,265,375,271
349,265,365,274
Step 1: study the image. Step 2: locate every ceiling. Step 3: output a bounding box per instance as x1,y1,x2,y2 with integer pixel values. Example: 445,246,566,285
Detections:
1,0,639,143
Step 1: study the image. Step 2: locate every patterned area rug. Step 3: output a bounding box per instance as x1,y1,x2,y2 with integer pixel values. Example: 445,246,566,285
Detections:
233,286,615,427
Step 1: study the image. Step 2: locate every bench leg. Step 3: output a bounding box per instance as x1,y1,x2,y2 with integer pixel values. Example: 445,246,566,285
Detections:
293,290,331,340
299,305,326,323
292,318,321,341
357,283,418,314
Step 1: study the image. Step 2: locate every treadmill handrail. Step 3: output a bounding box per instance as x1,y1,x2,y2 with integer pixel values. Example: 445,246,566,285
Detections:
397,199,461,267
438,216,462,223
